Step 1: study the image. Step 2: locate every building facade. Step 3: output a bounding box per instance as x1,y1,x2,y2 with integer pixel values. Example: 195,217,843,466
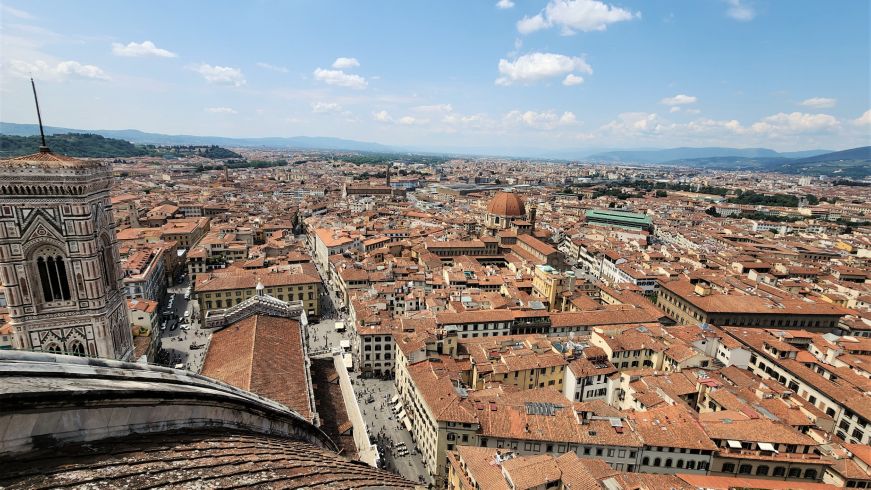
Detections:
0,151,133,360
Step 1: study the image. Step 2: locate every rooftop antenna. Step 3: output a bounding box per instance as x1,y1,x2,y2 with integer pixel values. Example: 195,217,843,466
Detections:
30,78,50,153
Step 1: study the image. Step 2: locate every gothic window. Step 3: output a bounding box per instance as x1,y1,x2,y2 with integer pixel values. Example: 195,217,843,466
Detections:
69,341,85,356
35,253,71,302
99,236,116,289
45,343,62,353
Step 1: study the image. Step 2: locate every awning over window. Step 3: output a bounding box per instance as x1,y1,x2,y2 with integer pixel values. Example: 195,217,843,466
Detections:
397,410,407,420
402,416,412,432
394,401,403,411
758,442,778,452
727,440,742,449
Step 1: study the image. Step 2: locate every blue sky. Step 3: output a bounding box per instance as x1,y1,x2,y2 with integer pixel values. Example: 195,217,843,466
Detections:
1,0,869,152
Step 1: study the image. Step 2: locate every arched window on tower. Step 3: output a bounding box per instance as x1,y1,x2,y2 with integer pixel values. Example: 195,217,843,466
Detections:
45,343,62,354
99,236,116,290
35,253,71,302
69,341,85,357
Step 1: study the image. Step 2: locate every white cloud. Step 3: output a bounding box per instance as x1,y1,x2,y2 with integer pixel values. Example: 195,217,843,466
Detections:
800,97,837,109
312,101,342,113
206,107,237,114
111,40,177,58
517,14,549,34
313,67,367,89
1,5,33,19
518,0,639,35
398,116,429,125
601,112,666,134
373,110,392,123
684,118,743,134
660,94,697,105
685,108,701,115
413,104,454,113
442,113,489,127
9,59,109,81
517,14,548,34
669,106,681,113
750,112,839,135
854,109,871,126
193,64,246,86
504,110,578,130
332,57,360,69
256,62,288,73
599,111,847,145
725,0,755,21
562,74,585,86
371,110,430,126
496,52,592,86
496,0,515,8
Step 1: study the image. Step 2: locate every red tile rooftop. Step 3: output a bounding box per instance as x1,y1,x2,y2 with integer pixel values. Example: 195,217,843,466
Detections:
201,315,313,422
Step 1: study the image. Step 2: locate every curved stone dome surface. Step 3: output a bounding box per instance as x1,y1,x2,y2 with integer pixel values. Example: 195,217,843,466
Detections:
487,191,526,217
0,351,418,489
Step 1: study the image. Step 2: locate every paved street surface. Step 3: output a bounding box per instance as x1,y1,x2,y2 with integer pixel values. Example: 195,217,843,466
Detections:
352,375,431,487
156,278,210,372
303,238,430,486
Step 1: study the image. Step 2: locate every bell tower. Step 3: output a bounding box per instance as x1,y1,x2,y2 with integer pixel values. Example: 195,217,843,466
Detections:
0,81,132,360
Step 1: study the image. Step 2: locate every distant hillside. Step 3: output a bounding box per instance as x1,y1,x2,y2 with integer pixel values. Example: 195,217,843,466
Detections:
154,145,243,160
586,147,791,163
779,149,838,159
0,122,394,152
771,146,871,179
199,146,242,159
659,155,790,170
0,133,151,158
660,147,871,178
790,146,871,164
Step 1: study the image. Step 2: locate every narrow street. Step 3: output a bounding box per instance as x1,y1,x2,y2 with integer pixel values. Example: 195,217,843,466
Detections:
303,239,431,487
351,375,431,486
156,277,210,372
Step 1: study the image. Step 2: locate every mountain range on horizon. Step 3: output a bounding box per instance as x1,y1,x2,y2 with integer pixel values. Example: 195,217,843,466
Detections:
0,121,838,160
1,122,868,179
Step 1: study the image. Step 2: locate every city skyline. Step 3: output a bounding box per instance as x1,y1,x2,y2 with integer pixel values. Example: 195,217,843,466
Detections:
1,0,870,152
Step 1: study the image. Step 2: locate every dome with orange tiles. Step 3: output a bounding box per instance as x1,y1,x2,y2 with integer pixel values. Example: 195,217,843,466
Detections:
487,191,526,217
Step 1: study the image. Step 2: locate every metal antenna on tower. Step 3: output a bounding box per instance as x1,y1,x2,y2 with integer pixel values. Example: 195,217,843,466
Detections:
30,78,50,153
